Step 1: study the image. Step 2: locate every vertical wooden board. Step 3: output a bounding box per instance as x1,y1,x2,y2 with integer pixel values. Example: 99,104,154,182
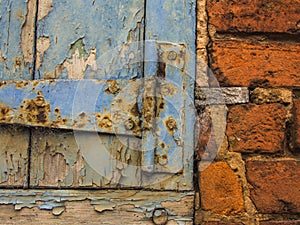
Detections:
143,0,196,190
30,128,141,188
36,0,144,80
0,125,29,187
0,0,36,80
0,190,194,225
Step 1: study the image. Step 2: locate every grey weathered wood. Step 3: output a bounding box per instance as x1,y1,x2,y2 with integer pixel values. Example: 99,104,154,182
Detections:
0,0,34,188
0,189,194,224
0,125,29,187
30,128,142,188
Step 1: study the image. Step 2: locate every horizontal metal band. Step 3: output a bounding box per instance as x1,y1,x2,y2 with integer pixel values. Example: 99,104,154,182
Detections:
0,79,142,136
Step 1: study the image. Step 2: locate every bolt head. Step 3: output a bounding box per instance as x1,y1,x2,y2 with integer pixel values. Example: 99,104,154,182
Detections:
152,208,168,225
168,51,177,61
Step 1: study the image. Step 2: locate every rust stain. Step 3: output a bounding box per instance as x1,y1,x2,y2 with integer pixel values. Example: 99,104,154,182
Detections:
0,81,7,88
20,94,50,124
50,108,69,128
0,105,13,122
165,117,177,133
143,96,155,130
21,0,36,64
95,113,113,129
0,50,5,62
15,81,29,89
105,80,121,95
130,103,141,117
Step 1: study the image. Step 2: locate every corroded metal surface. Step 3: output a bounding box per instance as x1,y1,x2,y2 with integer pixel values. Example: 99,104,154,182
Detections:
0,79,142,136
142,0,196,190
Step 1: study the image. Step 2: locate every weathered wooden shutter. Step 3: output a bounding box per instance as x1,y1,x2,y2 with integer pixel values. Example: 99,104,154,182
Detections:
0,0,195,191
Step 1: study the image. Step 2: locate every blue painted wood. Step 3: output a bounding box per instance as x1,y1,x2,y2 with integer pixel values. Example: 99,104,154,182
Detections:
0,79,141,136
36,0,144,80
0,0,35,80
143,0,196,190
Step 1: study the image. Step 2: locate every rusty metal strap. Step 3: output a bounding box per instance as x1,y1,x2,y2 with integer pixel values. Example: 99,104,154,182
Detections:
0,79,142,136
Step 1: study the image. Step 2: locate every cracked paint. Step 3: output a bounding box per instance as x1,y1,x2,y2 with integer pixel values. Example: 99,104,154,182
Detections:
0,0,35,80
0,189,194,224
36,0,144,80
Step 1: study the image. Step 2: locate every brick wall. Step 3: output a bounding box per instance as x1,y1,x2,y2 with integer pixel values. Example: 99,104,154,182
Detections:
195,0,300,224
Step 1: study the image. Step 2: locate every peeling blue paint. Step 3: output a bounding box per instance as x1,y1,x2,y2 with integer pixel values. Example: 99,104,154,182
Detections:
36,0,144,80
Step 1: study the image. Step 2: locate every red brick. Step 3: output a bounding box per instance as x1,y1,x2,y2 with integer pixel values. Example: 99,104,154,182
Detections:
202,223,243,225
246,160,300,213
207,0,300,33
199,162,244,215
211,40,300,87
260,221,300,225
227,104,287,153
293,99,300,149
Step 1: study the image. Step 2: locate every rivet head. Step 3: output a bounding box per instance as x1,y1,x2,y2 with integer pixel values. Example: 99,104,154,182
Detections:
152,208,168,225
158,155,168,166
168,51,177,60
124,119,135,130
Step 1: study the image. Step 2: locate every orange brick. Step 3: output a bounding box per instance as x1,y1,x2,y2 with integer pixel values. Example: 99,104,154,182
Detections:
207,0,300,33
293,99,300,149
211,40,300,87
199,162,244,215
227,104,287,153
246,160,300,213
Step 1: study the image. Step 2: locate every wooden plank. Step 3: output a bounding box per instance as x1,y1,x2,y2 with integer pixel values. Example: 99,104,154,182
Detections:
0,0,36,80
0,125,29,187
0,0,35,188
143,0,196,190
0,189,194,224
30,128,142,188
35,0,144,80
0,79,142,136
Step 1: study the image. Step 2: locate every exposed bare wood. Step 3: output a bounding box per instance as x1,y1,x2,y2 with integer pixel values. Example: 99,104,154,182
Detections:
0,125,29,187
0,190,194,225
30,128,141,188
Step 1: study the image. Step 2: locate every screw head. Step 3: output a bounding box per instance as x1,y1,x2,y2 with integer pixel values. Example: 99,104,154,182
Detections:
124,119,135,130
168,51,177,61
152,208,168,225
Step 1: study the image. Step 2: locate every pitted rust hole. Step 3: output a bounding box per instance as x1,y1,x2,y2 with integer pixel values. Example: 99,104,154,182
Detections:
0,81,7,88
165,117,177,132
105,80,120,95
95,113,113,128
54,108,60,114
21,95,50,124
0,105,12,122
15,81,29,89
